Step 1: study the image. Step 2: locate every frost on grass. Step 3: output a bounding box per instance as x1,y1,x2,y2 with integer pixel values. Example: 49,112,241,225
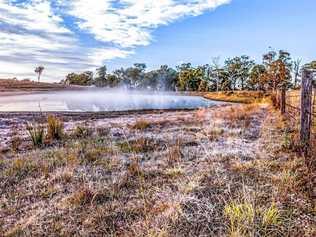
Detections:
0,104,315,236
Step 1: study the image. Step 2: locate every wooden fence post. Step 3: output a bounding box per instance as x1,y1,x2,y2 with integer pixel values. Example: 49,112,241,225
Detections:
300,69,313,152
280,87,286,114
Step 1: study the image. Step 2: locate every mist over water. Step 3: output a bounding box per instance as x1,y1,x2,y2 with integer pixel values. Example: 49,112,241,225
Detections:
0,89,221,112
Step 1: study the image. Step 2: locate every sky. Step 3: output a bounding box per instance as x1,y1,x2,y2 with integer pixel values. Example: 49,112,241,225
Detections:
0,0,315,82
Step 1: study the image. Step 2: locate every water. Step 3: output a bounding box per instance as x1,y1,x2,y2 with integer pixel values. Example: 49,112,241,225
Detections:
0,89,221,112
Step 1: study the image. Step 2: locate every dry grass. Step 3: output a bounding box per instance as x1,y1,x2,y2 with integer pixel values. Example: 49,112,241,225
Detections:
47,115,64,141
204,91,269,104
1,103,315,236
26,123,45,147
130,119,151,130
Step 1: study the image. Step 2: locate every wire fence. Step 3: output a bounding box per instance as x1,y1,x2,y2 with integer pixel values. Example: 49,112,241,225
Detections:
279,70,316,147
285,88,316,133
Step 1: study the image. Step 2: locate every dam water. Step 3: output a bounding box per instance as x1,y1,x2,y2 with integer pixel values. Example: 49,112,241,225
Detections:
0,89,222,112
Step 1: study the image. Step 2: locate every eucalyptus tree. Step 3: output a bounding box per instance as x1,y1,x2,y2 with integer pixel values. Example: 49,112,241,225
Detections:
95,65,107,87
35,66,44,83
249,64,266,90
224,56,254,90
292,58,302,88
262,50,293,90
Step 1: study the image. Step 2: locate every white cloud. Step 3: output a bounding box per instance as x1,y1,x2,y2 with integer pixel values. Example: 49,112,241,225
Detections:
0,0,230,81
67,0,231,47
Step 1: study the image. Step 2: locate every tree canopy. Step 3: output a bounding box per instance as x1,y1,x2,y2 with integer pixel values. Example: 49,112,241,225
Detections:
62,49,308,92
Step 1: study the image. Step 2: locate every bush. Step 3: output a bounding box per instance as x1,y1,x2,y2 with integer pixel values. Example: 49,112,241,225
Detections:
47,115,64,141
10,136,22,152
73,125,93,138
26,123,45,148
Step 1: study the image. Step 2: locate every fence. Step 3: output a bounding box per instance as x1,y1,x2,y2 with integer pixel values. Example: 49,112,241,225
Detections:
277,69,315,199
277,69,315,152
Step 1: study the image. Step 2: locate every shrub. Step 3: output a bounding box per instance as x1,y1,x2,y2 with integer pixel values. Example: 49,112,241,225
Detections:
73,125,93,138
26,123,45,148
167,141,182,165
47,115,64,141
130,119,150,130
10,136,22,152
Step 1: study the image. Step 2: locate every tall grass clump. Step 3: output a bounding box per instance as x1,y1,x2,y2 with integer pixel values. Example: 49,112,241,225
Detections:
73,125,93,138
27,123,45,148
47,115,64,141
224,200,283,236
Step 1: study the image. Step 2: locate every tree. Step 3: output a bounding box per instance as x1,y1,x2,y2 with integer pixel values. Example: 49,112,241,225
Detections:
224,56,255,90
249,64,266,90
209,57,221,91
95,66,107,87
176,63,200,91
35,66,44,83
262,49,293,90
292,59,302,88
269,59,287,90
64,71,93,86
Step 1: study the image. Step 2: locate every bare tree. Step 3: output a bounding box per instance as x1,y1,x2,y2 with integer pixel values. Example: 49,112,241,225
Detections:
35,66,44,83
293,59,302,88
210,57,221,92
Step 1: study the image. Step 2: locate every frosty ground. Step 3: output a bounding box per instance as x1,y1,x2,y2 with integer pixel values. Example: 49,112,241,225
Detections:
0,103,315,236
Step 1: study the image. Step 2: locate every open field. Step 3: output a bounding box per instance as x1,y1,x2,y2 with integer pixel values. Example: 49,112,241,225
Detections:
0,79,79,96
0,100,315,236
203,91,270,104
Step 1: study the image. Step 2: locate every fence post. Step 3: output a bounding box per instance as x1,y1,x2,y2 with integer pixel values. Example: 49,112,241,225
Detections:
280,86,286,114
300,69,313,152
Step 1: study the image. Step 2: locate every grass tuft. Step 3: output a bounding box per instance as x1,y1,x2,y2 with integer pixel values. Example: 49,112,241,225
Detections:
47,115,64,141
130,119,150,130
26,123,45,148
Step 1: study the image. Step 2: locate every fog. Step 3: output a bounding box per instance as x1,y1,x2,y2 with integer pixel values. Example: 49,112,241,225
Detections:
0,89,221,112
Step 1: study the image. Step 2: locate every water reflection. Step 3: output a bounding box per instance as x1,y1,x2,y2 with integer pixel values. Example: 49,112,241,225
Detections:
0,89,220,112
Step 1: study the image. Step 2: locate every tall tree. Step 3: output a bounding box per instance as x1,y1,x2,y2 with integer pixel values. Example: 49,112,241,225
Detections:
292,58,302,88
35,66,44,83
224,56,255,90
249,64,266,90
65,71,93,86
262,49,293,90
209,57,221,92
95,65,107,87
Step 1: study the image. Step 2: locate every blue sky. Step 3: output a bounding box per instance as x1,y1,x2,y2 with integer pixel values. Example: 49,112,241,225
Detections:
0,0,315,81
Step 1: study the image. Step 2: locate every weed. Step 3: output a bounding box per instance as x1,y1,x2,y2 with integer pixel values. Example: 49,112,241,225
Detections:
5,158,37,179
167,141,182,165
224,200,283,236
208,128,224,141
261,203,281,227
73,125,93,138
26,123,45,147
165,167,184,178
67,187,110,207
127,157,142,177
67,188,94,206
118,138,156,153
224,201,255,236
96,127,110,137
130,119,150,130
10,136,22,152
47,115,64,141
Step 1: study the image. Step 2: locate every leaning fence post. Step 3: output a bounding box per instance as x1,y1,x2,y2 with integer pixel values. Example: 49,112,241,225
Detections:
300,69,313,152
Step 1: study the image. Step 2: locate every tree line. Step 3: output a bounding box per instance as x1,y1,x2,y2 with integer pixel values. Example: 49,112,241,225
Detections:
61,50,314,91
